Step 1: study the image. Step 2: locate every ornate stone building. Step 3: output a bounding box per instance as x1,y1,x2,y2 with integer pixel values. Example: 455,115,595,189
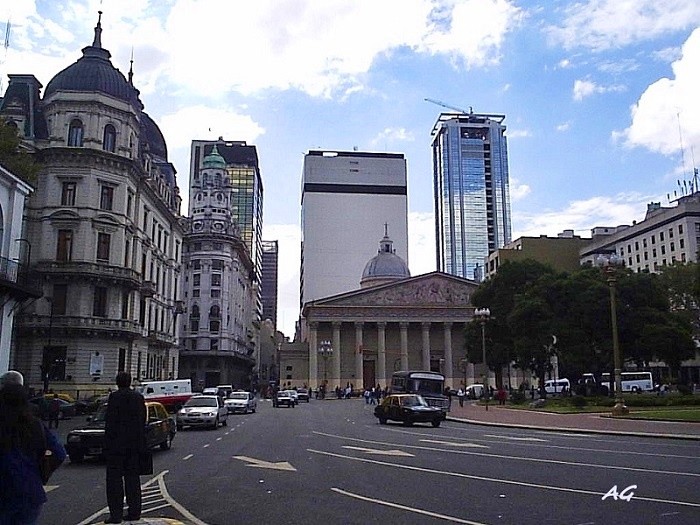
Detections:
0,14,184,393
179,146,257,390
300,234,481,390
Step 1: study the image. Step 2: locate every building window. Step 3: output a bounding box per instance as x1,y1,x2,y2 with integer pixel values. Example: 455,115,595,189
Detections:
100,185,114,210
56,230,73,262
643,252,648,261
670,242,675,251
642,239,647,248
190,319,199,332
211,274,221,287
96,232,111,261
52,284,68,315
103,124,116,152
210,339,219,351
669,228,673,238
193,260,201,270
650,235,655,244
679,224,684,234
634,241,639,250
680,239,685,249
193,274,201,287
652,248,657,257
127,192,134,218
192,289,200,298
61,182,76,206
67,119,83,146
93,286,108,317
211,289,220,298
121,290,130,319
209,305,220,318
212,259,223,270
661,245,666,255
209,320,220,332
213,243,222,251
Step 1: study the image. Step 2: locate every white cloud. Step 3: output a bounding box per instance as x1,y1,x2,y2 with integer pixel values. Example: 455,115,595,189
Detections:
556,121,571,132
573,79,625,101
614,28,700,157
509,180,531,201
546,0,700,51
652,46,682,63
507,129,531,139
557,58,572,69
370,127,415,148
513,193,652,238
596,59,639,74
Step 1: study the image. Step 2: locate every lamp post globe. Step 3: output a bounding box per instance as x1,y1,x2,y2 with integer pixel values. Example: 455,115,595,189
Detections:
473,308,491,397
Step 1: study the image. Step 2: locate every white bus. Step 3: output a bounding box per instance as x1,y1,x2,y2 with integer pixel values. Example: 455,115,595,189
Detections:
600,372,653,393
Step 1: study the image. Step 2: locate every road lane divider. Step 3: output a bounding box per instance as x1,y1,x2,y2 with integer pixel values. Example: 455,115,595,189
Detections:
311,449,700,509
331,487,486,524
420,439,488,448
182,454,193,461
342,446,414,457
233,456,297,471
484,434,548,442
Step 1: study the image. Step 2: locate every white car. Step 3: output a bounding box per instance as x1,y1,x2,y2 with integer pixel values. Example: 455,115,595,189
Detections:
177,395,228,430
287,390,299,404
225,391,257,414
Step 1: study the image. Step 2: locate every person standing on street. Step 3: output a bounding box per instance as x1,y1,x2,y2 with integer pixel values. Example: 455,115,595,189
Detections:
104,372,146,523
457,386,465,407
47,393,61,429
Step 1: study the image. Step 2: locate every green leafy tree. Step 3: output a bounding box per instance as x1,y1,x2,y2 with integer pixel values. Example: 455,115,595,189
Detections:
0,119,39,185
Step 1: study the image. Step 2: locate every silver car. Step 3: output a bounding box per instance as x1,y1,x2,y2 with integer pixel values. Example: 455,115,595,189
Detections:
176,395,228,430
224,391,257,414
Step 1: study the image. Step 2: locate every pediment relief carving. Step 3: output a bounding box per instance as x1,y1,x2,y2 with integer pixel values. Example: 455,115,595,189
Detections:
326,275,476,307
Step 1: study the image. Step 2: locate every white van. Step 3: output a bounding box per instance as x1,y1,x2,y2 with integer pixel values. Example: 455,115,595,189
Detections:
544,378,570,395
465,384,485,399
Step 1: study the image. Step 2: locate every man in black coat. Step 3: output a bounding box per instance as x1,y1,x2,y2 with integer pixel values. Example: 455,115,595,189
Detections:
104,372,146,523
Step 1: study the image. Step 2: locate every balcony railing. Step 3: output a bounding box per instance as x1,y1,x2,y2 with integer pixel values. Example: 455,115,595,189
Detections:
17,314,142,334
34,261,140,284
0,256,42,299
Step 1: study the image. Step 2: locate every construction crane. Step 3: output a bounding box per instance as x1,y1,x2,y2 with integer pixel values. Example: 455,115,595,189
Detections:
424,98,473,115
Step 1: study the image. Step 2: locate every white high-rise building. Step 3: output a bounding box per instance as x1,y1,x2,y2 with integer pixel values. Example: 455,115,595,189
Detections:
300,150,409,308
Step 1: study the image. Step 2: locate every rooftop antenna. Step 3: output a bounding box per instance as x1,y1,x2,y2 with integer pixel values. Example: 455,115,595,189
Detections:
128,46,134,85
0,19,10,93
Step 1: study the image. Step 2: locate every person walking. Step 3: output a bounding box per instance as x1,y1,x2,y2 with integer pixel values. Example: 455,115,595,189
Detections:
1,382,66,525
47,393,61,429
104,372,147,523
457,387,465,407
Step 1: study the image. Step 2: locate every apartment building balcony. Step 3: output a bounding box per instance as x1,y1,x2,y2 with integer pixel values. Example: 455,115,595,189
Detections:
34,261,141,288
147,329,175,345
16,314,142,338
141,280,157,297
0,256,42,301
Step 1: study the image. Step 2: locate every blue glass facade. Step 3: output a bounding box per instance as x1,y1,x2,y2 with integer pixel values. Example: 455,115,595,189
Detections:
432,113,512,280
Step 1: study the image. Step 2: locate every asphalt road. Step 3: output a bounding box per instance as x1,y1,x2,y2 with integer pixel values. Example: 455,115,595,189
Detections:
42,398,700,525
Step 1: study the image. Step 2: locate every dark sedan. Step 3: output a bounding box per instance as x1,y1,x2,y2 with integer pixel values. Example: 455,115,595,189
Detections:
374,394,442,427
30,396,76,420
65,401,176,463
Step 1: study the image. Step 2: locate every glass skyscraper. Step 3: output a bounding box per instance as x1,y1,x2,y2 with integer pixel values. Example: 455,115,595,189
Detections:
431,112,512,280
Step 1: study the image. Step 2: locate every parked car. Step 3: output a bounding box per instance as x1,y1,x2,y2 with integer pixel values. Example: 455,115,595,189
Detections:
374,394,442,427
296,388,310,403
225,391,257,414
65,401,176,463
30,396,76,420
544,378,571,395
276,390,296,408
465,384,484,400
287,390,299,404
176,395,228,429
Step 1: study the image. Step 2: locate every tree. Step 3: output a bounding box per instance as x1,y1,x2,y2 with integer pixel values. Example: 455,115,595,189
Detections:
0,119,39,185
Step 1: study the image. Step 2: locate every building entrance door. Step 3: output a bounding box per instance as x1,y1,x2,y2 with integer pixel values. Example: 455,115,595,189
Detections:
363,360,375,390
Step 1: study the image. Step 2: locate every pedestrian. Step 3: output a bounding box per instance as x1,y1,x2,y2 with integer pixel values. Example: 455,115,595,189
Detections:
104,371,147,523
457,387,465,407
48,393,61,429
369,387,376,405
497,387,507,405
1,382,67,525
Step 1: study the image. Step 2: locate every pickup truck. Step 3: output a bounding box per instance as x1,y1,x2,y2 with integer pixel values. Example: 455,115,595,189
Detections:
65,400,176,463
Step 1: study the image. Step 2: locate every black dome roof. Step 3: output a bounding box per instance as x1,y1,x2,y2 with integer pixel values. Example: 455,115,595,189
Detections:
44,14,139,106
142,112,168,161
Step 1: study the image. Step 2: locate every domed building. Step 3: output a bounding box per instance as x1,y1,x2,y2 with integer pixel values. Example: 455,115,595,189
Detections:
0,13,185,393
297,230,481,393
360,229,410,288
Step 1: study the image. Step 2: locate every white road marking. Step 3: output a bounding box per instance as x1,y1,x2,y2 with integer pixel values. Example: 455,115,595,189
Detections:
311,449,700,509
342,446,414,457
203,444,210,448
233,455,297,471
313,431,700,478
484,434,548,442
216,437,222,441
332,487,486,524
182,454,193,461
420,439,488,448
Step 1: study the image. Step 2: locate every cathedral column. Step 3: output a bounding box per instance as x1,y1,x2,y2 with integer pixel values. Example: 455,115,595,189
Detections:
421,322,431,370
443,322,453,387
332,322,341,389
308,322,318,390
399,322,409,370
377,322,386,388
354,322,364,389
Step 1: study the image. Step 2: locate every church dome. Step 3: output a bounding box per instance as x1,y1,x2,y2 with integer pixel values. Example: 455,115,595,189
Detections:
44,13,138,106
361,231,410,288
142,112,168,161
203,144,227,169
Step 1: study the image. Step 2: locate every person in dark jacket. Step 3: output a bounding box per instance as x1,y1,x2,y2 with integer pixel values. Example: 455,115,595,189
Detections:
0,382,66,525
104,372,146,523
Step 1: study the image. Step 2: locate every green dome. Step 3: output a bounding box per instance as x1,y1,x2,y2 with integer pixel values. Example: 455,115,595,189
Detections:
203,145,226,169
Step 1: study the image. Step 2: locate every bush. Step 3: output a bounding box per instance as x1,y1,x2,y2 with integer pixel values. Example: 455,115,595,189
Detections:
570,396,587,408
676,384,692,395
509,390,527,404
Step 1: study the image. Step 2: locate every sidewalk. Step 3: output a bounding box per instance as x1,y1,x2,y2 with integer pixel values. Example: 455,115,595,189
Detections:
447,401,700,440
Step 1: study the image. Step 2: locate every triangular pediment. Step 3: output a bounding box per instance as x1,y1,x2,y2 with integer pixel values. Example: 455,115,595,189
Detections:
313,272,478,308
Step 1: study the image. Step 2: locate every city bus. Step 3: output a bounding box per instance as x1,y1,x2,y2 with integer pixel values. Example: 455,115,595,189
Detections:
390,371,450,418
600,371,653,393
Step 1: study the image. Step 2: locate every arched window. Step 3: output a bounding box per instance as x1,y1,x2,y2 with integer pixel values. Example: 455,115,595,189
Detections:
190,304,200,318
209,305,220,318
103,124,116,152
67,119,83,146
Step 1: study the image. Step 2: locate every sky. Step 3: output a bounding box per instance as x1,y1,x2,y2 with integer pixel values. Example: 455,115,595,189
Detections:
2,0,700,338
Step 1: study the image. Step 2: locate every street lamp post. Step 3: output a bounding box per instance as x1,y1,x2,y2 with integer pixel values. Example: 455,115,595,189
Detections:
317,340,333,399
595,254,629,416
474,308,491,398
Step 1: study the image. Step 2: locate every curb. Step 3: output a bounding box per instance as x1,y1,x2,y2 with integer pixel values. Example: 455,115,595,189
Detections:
446,416,700,441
